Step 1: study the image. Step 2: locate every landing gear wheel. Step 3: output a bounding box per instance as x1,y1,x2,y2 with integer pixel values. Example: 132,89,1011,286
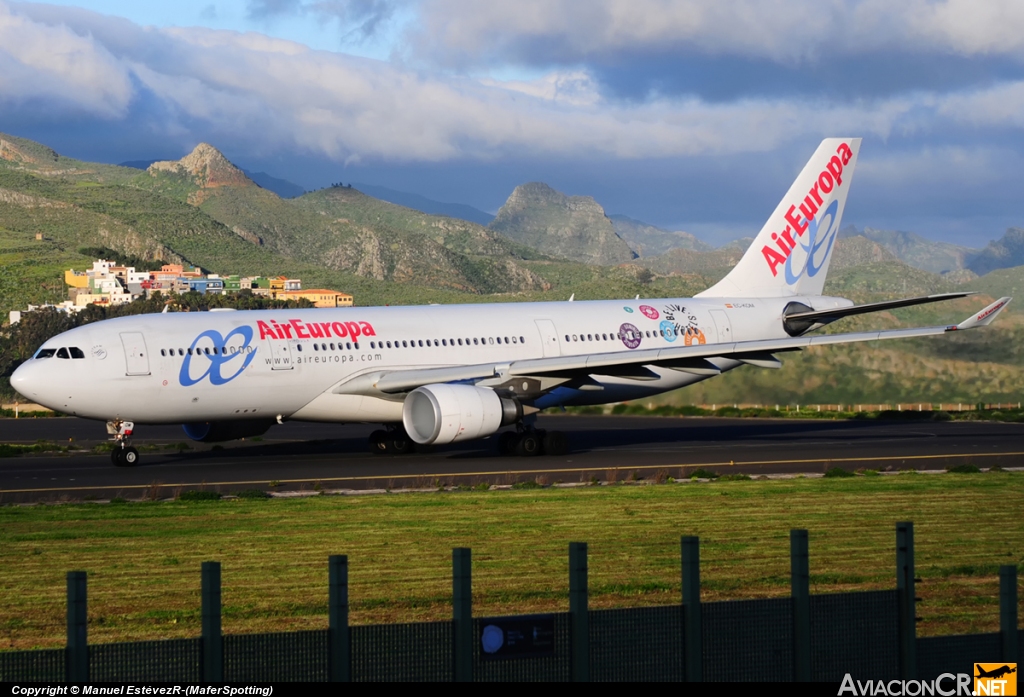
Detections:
369,430,389,455
515,432,542,457
388,433,414,455
542,431,569,456
113,446,140,467
497,431,518,456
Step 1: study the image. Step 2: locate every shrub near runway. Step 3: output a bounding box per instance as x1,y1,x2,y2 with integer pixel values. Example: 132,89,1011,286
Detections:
0,473,1021,649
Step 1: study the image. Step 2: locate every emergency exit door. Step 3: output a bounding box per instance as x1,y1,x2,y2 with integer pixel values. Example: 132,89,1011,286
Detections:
534,319,560,357
120,332,151,376
709,310,733,344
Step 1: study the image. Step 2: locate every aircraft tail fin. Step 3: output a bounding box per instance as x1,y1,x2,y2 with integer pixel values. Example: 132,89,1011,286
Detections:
697,138,862,298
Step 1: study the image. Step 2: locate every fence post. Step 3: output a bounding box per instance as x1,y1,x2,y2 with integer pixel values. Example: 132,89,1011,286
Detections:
791,530,811,682
682,536,702,682
569,541,589,682
202,561,223,683
452,548,472,683
1000,565,1018,663
329,555,350,682
66,571,88,682
896,522,916,680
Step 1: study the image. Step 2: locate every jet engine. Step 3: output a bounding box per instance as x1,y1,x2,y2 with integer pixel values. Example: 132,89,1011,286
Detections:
182,419,275,443
402,384,521,445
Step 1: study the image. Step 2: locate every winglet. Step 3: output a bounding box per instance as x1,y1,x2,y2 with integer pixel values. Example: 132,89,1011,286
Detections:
952,297,1012,330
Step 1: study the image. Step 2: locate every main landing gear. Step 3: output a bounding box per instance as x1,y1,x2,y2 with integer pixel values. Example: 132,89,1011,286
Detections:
367,425,569,457
107,419,139,467
368,427,416,456
497,428,569,457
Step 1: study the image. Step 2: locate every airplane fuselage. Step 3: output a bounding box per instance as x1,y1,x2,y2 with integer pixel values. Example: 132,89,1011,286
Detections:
12,295,849,424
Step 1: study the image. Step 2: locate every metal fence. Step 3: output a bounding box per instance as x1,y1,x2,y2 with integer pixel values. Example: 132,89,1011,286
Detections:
352,622,451,682
0,523,1019,683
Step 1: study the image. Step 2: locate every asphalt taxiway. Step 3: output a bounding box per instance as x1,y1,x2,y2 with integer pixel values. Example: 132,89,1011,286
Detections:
0,415,1021,501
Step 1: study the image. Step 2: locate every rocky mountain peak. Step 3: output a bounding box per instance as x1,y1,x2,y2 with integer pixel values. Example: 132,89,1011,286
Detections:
490,181,636,265
148,143,252,189
502,182,603,215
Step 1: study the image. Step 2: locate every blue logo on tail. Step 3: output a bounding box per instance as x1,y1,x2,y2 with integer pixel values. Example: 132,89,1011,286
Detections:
785,200,839,286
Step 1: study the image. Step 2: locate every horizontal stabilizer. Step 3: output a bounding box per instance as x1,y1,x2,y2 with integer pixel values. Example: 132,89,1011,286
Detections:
953,297,1012,330
783,292,975,336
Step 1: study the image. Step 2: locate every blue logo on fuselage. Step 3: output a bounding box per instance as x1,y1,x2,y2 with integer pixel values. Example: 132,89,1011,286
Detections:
179,326,256,386
659,320,677,342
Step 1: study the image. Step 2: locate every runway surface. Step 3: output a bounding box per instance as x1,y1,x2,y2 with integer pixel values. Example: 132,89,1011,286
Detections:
0,414,1022,501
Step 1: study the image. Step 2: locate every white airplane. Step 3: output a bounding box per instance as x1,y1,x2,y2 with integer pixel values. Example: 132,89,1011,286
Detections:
10,138,1012,466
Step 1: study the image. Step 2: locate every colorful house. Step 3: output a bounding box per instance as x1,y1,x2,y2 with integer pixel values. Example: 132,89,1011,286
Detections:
275,290,354,308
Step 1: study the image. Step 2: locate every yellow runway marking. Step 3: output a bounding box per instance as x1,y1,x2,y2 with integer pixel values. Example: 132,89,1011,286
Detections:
2,450,1021,495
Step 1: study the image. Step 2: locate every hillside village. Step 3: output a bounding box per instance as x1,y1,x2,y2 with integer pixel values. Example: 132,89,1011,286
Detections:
8,260,353,325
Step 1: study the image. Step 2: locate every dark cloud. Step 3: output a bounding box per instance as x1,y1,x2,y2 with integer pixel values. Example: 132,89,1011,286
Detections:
246,0,401,39
591,51,1024,103
3,2,1024,250
246,0,305,19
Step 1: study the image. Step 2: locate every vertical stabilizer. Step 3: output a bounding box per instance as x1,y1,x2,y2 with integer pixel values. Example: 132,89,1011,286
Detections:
697,138,861,298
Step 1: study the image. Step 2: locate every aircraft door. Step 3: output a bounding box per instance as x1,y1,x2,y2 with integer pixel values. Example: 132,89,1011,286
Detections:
120,332,151,376
267,339,293,370
534,319,560,357
709,310,733,344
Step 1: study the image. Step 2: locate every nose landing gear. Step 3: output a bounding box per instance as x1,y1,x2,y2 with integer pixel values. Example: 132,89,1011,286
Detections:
107,420,140,467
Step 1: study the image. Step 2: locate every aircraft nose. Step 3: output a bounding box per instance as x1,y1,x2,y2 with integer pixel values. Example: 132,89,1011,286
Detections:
10,360,40,399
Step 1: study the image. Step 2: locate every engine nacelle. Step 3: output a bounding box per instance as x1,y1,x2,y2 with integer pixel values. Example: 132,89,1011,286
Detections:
403,384,521,445
182,419,275,443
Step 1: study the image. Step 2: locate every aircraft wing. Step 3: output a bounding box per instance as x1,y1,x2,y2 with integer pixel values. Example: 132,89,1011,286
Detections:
335,296,1011,397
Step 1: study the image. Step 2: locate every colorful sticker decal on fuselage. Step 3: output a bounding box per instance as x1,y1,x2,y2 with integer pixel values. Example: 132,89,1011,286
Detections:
660,320,677,342
620,322,641,349
684,328,706,345
639,305,659,320
179,326,257,386
662,303,700,339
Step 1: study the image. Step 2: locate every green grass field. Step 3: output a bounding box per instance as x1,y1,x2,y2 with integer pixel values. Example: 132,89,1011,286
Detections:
1,473,1021,650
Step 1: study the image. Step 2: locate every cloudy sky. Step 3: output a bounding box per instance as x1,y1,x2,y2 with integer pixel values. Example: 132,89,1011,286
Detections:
2,0,1024,246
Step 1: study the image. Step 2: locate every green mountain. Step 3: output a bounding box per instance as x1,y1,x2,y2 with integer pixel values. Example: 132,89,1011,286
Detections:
0,133,702,322
488,182,637,265
352,183,494,226
967,228,1024,276
138,145,553,295
837,226,1024,282
609,214,711,257
839,227,976,275
636,236,751,284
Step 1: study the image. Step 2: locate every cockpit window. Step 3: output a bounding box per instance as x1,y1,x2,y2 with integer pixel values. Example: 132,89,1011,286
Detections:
69,347,85,359
56,348,70,359
35,348,57,359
